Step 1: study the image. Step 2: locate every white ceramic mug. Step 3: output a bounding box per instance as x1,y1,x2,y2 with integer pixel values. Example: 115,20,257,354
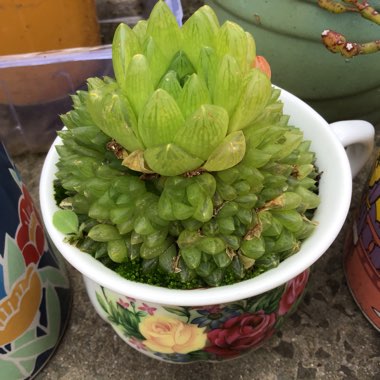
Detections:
39,88,374,362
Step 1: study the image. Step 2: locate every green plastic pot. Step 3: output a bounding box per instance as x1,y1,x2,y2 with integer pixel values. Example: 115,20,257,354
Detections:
205,0,380,123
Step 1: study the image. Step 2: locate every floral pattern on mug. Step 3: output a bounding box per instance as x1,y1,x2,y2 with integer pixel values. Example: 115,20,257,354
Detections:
205,311,276,358
139,315,207,354
278,270,309,316
95,269,310,362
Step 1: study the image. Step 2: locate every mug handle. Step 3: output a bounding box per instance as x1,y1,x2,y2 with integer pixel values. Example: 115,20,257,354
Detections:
329,120,375,178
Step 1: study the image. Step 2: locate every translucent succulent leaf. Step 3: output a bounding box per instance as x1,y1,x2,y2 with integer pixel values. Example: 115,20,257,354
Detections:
133,20,148,45
138,89,184,148
144,143,203,176
197,46,217,90
158,70,182,99
216,21,248,71
212,54,242,116
108,239,128,263
53,210,79,234
186,182,206,207
203,131,246,171
146,1,182,63
246,32,256,68
143,36,171,87
181,246,202,269
228,69,272,132
112,23,141,90
270,130,303,160
197,236,225,255
168,50,196,85
125,54,154,115
122,150,154,173
182,5,219,67
178,74,211,119
193,196,213,222
195,172,217,196
87,89,143,151
174,104,228,160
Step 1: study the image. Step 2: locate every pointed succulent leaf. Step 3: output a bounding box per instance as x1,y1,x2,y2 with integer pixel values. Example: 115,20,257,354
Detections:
270,130,303,160
228,68,272,132
125,54,154,115
168,50,196,85
133,20,148,45
182,5,219,67
138,89,184,148
112,23,141,90
203,131,246,171
216,21,248,71
246,32,256,68
197,46,217,89
144,143,203,176
122,150,154,173
212,54,242,115
158,70,182,99
174,105,228,160
143,36,171,87
87,89,143,151
178,74,211,119
146,1,182,62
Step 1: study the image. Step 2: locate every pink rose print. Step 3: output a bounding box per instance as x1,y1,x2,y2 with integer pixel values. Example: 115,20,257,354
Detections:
278,270,309,316
15,184,46,266
117,299,130,309
205,311,276,358
138,303,157,315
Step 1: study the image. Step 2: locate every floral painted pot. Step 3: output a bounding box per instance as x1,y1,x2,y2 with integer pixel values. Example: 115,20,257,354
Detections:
0,142,71,378
204,0,380,124
344,151,380,331
39,88,375,363
85,270,308,361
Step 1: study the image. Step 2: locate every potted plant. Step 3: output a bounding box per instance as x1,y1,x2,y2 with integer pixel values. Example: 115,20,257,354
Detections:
204,0,380,124
39,1,374,362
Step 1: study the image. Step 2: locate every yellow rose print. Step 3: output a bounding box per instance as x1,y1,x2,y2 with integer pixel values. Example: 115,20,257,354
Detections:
139,315,207,354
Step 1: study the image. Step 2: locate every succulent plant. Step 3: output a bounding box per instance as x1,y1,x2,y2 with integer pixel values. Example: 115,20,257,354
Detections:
54,1,320,288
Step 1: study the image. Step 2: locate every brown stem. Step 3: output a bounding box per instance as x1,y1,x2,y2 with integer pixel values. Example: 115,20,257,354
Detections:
318,0,358,13
321,29,380,57
342,0,380,25
318,0,380,24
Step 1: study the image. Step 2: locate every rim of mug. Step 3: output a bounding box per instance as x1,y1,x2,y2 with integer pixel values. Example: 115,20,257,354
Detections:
39,87,353,306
